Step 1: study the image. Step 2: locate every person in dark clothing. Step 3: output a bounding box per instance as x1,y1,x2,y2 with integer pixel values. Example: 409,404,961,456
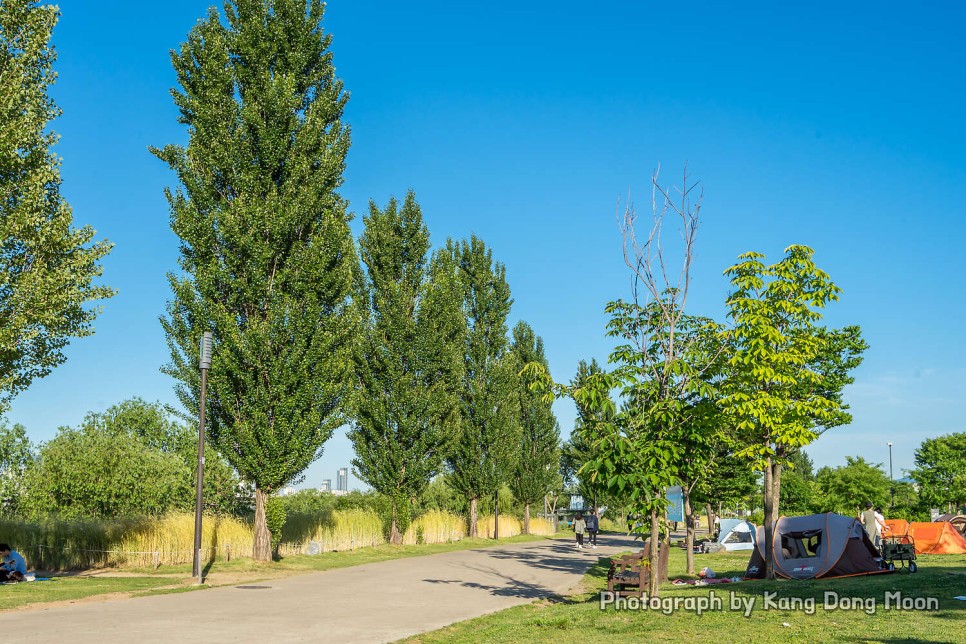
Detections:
585,508,600,549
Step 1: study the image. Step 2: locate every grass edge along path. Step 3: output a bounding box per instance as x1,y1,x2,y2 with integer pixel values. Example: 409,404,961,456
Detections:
404,549,966,643
1,531,565,612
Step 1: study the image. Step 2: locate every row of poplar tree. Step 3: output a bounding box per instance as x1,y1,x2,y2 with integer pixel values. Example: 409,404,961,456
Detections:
0,1,560,560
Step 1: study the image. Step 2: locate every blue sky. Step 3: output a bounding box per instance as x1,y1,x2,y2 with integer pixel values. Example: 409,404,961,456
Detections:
7,0,966,488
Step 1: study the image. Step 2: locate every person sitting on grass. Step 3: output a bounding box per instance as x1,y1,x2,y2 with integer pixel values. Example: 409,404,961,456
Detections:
0,543,26,582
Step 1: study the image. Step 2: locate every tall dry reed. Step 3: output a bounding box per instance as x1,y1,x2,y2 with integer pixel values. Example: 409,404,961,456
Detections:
477,514,522,538
0,514,252,570
403,510,465,544
276,509,384,555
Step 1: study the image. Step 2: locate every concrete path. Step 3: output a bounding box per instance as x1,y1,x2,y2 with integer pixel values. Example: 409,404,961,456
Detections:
0,534,643,643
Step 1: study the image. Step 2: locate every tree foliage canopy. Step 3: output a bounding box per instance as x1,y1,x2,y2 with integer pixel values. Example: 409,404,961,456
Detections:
508,321,559,524
0,0,113,413
911,432,966,511
153,0,357,506
445,236,518,534
349,192,464,542
18,398,244,519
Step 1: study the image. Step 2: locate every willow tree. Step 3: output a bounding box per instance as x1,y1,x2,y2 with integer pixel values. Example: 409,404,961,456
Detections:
0,0,113,413
508,321,559,534
350,192,464,544
445,236,518,537
153,0,358,561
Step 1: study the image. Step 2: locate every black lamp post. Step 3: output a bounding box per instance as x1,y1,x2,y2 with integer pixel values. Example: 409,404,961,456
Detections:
192,331,212,584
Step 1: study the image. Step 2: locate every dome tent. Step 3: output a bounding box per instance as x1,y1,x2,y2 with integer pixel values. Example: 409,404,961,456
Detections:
745,513,889,580
716,519,757,551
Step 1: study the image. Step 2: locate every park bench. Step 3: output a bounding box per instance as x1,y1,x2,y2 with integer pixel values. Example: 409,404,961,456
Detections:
607,551,648,598
606,541,669,598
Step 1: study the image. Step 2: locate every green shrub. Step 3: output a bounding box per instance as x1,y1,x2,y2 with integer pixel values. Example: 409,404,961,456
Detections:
265,497,287,555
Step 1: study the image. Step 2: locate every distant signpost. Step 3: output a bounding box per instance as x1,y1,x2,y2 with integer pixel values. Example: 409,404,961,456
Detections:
666,486,685,523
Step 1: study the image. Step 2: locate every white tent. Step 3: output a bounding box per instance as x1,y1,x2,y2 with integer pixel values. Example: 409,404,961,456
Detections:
717,519,756,551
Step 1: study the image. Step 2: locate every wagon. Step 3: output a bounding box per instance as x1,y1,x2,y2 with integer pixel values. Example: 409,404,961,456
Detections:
881,535,918,572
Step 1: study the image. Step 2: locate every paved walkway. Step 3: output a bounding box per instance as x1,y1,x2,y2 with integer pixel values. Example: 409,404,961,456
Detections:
0,534,643,643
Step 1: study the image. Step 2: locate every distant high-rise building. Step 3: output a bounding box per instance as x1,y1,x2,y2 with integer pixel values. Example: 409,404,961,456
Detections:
337,468,348,492
320,479,331,493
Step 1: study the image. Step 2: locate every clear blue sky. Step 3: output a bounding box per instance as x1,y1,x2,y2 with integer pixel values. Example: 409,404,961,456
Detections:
8,0,966,487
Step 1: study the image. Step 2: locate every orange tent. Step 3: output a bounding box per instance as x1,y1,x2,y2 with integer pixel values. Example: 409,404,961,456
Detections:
883,520,966,554
883,519,908,537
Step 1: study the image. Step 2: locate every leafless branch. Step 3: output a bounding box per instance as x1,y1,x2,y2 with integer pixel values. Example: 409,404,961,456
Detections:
617,164,704,391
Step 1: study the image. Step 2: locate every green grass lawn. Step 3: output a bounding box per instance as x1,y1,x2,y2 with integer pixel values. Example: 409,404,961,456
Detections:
0,576,177,611
407,545,966,643
2,532,561,611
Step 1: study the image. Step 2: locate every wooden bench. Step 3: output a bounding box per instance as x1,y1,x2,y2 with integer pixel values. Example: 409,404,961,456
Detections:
607,550,649,598
606,541,670,598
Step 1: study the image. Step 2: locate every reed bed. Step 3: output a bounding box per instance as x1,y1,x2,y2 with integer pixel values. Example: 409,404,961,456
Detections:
526,517,555,536
478,514,522,538
277,508,384,555
0,514,253,570
403,510,466,545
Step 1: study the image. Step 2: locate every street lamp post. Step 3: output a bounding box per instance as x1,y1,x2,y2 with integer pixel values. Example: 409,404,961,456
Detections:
192,332,213,584
888,442,895,509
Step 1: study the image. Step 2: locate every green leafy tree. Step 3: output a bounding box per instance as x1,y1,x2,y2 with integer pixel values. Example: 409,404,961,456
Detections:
78,398,246,515
508,321,560,534
911,432,966,513
153,0,358,560
561,360,613,509
0,0,114,413
813,456,890,515
692,443,760,527
20,427,188,520
0,419,32,513
445,236,518,537
721,245,867,579
779,449,817,515
349,192,464,544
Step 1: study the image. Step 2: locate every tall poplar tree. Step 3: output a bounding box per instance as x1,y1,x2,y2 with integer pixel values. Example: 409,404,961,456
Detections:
153,0,358,561
349,192,464,544
0,0,113,412
445,236,518,537
508,321,559,534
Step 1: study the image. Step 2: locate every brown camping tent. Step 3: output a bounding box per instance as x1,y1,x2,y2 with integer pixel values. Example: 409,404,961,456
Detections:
936,514,966,537
746,513,888,580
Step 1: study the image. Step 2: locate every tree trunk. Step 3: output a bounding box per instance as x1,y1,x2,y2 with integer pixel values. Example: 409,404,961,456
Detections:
684,486,695,575
523,503,531,535
493,491,500,540
705,502,715,534
762,460,776,580
389,499,403,545
647,508,661,598
253,488,271,562
468,497,478,537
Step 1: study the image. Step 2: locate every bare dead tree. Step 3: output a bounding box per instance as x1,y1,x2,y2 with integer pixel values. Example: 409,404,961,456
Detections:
615,165,721,584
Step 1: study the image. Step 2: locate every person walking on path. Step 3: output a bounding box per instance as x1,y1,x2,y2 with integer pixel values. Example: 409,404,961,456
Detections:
573,513,586,549
585,508,600,549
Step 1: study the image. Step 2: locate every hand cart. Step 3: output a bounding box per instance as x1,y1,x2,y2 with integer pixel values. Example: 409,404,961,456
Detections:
881,535,918,573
